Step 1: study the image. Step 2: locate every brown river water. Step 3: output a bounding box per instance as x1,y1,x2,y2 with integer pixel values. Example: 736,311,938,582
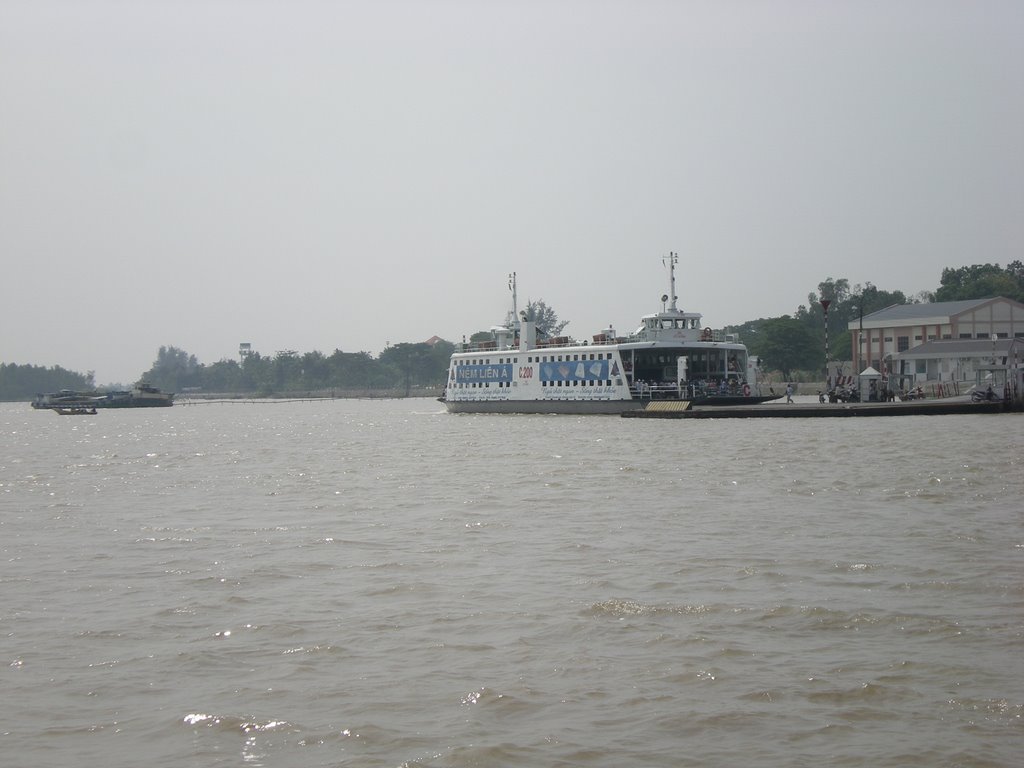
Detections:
2,399,1021,767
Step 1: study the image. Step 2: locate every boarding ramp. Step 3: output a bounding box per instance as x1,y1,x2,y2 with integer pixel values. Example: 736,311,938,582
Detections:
643,400,692,412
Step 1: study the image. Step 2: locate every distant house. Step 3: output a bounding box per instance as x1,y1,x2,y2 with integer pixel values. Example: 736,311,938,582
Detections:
422,336,445,346
848,297,1024,384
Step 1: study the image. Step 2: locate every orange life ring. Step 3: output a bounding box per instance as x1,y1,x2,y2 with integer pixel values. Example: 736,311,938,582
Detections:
743,383,751,397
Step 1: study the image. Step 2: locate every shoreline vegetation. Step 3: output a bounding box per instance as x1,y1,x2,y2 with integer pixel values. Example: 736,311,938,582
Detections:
175,388,445,402
7,265,1022,403
3,388,445,405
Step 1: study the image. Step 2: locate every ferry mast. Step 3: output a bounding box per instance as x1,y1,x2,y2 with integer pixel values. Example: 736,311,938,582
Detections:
664,251,679,311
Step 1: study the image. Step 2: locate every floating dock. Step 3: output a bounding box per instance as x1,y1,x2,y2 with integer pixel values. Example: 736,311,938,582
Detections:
622,399,1013,419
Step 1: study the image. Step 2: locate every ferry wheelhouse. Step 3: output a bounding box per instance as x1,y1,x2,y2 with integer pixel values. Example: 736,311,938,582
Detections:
442,255,777,414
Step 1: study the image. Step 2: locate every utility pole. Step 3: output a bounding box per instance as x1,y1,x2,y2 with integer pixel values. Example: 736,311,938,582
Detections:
819,299,831,389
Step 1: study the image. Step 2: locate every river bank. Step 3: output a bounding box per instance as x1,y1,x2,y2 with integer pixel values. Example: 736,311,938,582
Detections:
175,387,444,402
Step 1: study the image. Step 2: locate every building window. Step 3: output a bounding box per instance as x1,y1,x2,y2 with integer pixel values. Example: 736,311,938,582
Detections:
960,333,972,339
897,336,909,352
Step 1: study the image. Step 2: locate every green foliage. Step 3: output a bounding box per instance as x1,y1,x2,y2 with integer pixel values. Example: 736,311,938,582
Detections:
122,339,458,396
378,341,455,395
139,345,202,392
16,264,1019,397
934,262,1024,303
0,362,95,401
523,299,568,337
746,316,819,381
772,280,913,377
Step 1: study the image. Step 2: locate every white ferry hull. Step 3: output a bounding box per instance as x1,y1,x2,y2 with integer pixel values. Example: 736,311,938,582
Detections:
445,258,776,415
442,391,780,414
443,398,643,415
441,339,776,415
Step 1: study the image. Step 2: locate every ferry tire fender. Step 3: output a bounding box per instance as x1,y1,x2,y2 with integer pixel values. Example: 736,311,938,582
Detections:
743,383,751,397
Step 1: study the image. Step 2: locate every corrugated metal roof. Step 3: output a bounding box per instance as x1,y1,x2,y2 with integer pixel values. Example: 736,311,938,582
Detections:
898,337,1022,358
863,299,990,322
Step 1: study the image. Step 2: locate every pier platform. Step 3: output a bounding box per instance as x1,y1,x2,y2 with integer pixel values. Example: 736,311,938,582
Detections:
622,398,1013,419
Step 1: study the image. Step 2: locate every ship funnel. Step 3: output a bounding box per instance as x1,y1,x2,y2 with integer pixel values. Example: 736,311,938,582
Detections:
519,320,536,351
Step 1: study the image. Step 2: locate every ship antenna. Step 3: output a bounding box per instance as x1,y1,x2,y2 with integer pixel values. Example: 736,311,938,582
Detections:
508,271,518,324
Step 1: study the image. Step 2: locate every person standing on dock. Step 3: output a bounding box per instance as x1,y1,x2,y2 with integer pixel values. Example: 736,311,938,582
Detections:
786,383,794,403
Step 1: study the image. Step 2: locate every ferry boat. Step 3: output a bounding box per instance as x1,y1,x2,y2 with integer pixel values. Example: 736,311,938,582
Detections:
31,383,174,411
441,254,779,414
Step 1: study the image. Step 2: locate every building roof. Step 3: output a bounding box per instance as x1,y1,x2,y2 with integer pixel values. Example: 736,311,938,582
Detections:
848,296,1024,330
897,337,1023,359
862,299,991,323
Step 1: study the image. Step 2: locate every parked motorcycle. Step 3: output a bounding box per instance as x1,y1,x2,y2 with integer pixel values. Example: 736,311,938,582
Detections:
971,386,1000,403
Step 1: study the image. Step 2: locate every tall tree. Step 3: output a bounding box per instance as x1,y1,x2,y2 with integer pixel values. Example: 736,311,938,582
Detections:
523,299,569,337
140,346,202,391
934,262,1024,303
378,342,431,394
749,316,819,381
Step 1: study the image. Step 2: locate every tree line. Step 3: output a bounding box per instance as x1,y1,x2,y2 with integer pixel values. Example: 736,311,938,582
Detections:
4,262,1020,399
134,341,458,396
0,342,456,401
736,261,1023,381
0,363,95,401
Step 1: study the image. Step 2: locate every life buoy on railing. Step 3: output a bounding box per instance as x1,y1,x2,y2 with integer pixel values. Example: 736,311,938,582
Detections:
701,327,713,341
743,383,751,397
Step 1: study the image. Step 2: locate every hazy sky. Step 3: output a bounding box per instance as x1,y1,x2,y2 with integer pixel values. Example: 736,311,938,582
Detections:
2,0,1021,384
